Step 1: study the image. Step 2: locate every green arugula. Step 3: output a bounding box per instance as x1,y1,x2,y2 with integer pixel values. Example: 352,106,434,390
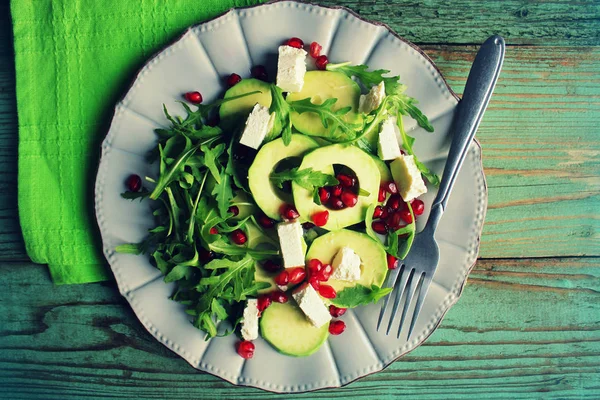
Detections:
288,97,361,141
268,85,292,145
270,167,339,192
395,115,440,186
330,284,393,308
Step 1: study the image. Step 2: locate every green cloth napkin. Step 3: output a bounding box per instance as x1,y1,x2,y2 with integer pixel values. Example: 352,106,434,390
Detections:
12,0,264,285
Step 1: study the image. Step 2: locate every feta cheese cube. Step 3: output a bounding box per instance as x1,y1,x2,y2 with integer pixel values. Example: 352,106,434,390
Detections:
276,45,307,93
331,247,362,282
391,155,428,202
241,299,259,341
276,220,305,268
239,103,275,150
377,116,402,161
292,283,331,328
359,81,386,114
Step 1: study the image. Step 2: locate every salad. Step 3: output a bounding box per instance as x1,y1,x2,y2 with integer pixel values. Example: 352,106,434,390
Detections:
117,37,437,359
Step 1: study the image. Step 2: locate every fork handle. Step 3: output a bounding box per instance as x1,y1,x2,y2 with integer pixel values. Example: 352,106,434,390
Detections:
428,35,505,230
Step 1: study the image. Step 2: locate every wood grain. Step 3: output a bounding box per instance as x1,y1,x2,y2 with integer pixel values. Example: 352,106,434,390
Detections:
0,258,598,399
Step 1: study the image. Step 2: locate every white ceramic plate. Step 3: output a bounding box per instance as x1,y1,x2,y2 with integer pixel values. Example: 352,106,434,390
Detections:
95,0,487,393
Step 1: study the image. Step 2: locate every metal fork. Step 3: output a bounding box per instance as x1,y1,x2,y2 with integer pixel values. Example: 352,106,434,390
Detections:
377,35,505,339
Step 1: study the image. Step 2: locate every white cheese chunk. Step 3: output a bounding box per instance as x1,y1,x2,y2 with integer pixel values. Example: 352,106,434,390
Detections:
276,220,305,268
276,45,307,93
358,81,386,114
377,116,402,161
391,155,428,202
331,247,362,282
241,299,259,341
239,103,275,150
292,284,331,328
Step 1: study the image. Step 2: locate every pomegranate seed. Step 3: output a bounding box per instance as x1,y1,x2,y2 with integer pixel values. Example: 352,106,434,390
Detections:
125,174,142,192
387,253,399,270
371,221,388,234
257,295,272,313
387,194,402,211
309,41,322,58
386,211,403,231
307,259,323,276
286,37,304,48
399,209,413,224
315,55,328,70
331,185,343,197
412,199,425,216
378,186,387,202
336,174,355,188
318,187,330,204
237,340,255,359
183,91,203,104
258,213,275,228
373,206,385,219
311,210,329,227
280,204,300,220
319,284,337,299
288,267,307,285
262,260,282,273
315,264,333,281
329,197,345,210
209,227,219,235
383,181,398,194
199,248,214,264
274,270,289,286
250,65,268,81
329,305,347,317
270,290,289,303
230,229,247,245
329,320,346,335
227,73,242,87
381,206,390,219
309,276,320,290
341,191,358,208
228,205,239,216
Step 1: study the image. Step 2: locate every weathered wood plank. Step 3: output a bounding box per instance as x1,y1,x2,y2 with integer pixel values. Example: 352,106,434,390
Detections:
0,258,598,398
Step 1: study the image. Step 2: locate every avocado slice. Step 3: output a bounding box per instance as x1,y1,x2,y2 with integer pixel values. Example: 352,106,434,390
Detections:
219,78,272,129
292,144,381,230
260,301,329,357
370,154,393,183
306,229,387,295
287,71,362,138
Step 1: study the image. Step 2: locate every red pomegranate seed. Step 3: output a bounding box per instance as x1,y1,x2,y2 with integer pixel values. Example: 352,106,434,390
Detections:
199,248,214,264
387,194,402,211
383,181,398,194
412,199,425,216
307,259,323,276
250,65,268,81
371,221,388,234
258,213,275,228
228,205,239,216
329,305,347,317
387,253,399,270
125,174,142,192
315,55,328,70
262,260,282,273
237,340,255,359
227,73,242,87
318,187,330,204
309,276,320,290
319,284,337,299
288,267,307,285
378,186,387,202
257,295,272,313
309,41,322,58
280,204,300,220
341,191,358,208
331,185,343,197
381,206,390,219
329,320,346,335
311,210,329,227
230,229,247,245
209,227,219,235
184,91,203,104
386,211,403,231
329,197,345,210
270,290,289,303
302,222,315,229
274,270,289,286
315,264,333,281
336,174,355,188
399,209,413,224
373,206,385,219
286,37,304,48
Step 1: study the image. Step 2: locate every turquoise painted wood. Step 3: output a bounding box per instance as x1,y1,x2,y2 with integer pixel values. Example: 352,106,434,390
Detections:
0,0,599,398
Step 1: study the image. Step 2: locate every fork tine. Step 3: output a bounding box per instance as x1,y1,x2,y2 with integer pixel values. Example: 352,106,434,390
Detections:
376,265,402,331
386,267,413,335
396,271,423,339
407,273,433,340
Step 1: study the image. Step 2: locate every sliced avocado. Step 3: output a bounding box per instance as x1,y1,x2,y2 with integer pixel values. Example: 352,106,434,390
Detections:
370,154,393,183
306,229,387,295
292,144,380,230
219,78,272,129
260,301,329,357
246,221,278,294
230,190,257,220
248,134,320,220
287,71,362,138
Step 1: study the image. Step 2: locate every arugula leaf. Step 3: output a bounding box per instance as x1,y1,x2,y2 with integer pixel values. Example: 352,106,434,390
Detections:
150,143,199,200
211,170,233,219
358,188,370,197
270,167,339,192
201,143,225,184
288,97,361,141
313,188,322,205
395,115,440,186
269,85,292,144
121,190,150,201
115,243,143,254
331,284,393,308
326,62,391,89
164,264,192,283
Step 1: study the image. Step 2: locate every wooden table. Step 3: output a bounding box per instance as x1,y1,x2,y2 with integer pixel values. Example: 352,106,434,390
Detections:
1,0,598,398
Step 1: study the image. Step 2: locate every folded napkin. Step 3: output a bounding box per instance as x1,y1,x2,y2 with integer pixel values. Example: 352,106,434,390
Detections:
12,0,265,284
